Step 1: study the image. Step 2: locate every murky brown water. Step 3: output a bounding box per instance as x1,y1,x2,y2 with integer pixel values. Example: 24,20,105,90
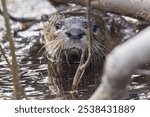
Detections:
0,0,150,100
0,0,56,100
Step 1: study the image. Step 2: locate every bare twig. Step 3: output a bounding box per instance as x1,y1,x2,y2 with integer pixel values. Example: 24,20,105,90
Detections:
89,26,150,100
71,0,92,91
1,0,27,100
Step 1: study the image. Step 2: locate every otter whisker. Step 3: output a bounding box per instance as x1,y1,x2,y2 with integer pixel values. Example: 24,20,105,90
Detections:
92,33,111,53
93,45,103,57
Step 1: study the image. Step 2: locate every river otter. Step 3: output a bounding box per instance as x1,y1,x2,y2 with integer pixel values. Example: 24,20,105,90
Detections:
41,8,135,97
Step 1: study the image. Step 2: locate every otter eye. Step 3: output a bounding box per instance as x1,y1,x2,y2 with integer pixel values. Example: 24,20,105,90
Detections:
55,23,62,30
92,25,98,32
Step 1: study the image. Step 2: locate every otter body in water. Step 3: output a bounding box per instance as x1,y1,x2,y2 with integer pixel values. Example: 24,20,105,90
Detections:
41,8,135,98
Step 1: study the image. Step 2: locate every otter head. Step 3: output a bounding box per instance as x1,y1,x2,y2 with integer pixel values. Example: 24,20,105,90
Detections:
41,12,109,64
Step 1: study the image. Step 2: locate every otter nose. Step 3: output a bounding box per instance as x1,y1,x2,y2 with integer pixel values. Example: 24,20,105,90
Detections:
65,28,86,39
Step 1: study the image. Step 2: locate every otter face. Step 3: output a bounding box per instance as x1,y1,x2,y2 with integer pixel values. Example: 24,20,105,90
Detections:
42,13,107,63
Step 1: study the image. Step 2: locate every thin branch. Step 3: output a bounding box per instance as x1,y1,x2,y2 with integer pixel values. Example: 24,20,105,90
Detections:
71,0,92,91
80,0,92,70
1,0,27,100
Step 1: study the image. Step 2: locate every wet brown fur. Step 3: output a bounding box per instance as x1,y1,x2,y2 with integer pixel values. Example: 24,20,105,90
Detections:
42,9,126,95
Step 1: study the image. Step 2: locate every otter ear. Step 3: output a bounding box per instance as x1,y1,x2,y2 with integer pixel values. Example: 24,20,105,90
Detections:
41,14,49,22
